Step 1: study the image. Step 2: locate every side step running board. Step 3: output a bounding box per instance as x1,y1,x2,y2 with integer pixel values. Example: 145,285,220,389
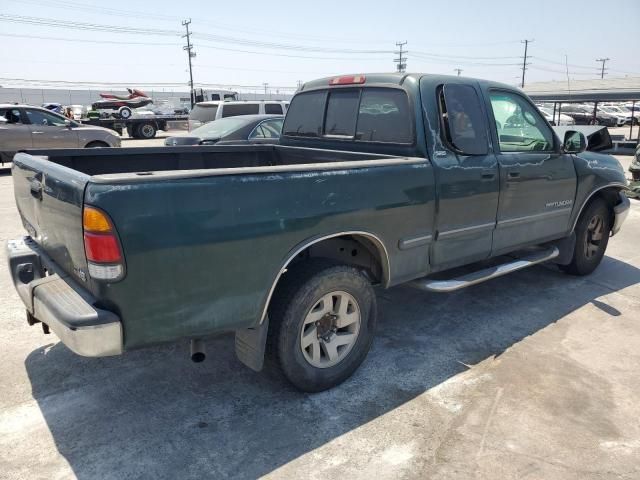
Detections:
409,246,559,293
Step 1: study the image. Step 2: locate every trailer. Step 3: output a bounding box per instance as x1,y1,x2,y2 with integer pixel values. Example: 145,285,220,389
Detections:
81,115,188,139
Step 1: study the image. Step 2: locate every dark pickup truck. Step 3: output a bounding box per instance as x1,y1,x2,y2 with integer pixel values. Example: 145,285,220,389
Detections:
8,73,630,392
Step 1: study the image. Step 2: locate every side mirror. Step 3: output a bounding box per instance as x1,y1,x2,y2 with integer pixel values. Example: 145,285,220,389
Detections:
64,119,73,129
562,130,586,154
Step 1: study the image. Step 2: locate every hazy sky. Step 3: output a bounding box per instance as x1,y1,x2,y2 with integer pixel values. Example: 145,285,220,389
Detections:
2,0,639,92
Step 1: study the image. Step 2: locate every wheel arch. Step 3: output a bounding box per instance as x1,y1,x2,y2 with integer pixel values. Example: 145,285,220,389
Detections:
570,183,627,233
259,231,390,324
84,140,109,148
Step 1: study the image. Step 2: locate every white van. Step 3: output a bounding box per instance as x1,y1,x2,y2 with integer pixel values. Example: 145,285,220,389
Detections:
188,100,289,128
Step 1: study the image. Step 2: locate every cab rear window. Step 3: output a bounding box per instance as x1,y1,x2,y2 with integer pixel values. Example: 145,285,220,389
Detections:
283,87,412,144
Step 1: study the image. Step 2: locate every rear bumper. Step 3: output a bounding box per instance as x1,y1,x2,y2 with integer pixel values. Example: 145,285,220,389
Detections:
612,192,631,235
6,236,123,357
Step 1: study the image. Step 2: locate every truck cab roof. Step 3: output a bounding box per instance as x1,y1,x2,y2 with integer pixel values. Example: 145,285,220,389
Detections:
299,72,519,93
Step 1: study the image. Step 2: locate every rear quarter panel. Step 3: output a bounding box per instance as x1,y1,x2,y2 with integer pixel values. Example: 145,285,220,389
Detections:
86,162,435,349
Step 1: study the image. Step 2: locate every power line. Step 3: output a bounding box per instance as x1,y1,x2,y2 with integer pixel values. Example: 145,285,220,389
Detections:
2,32,178,46
0,76,299,90
1,33,388,62
6,0,395,45
596,57,610,79
192,32,392,54
532,56,600,71
0,14,392,55
0,14,180,36
394,41,407,73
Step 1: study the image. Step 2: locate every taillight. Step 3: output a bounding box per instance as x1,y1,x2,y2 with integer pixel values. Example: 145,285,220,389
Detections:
329,75,366,86
83,206,124,281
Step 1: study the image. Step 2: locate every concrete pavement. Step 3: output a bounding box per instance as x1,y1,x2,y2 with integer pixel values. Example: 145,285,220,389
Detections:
0,166,639,479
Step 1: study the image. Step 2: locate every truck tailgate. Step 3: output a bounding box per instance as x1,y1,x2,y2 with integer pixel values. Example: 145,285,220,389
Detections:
12,153,90,283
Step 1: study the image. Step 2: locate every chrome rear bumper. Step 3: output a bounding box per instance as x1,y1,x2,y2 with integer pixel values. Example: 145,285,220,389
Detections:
7,236,123,357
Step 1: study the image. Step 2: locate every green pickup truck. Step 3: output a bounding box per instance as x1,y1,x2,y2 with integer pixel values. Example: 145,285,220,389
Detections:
8,73,630,392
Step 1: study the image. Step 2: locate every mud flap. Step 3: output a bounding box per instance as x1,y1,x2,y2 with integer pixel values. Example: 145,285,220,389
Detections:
234,316,269,372
551,232,576,265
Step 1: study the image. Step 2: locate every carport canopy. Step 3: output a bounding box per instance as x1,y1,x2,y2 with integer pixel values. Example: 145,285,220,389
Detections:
524,77,640,102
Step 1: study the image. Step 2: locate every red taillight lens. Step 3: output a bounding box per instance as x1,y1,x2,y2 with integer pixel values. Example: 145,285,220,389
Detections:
329,75,366,86
82,206,124,281
84,232,122,263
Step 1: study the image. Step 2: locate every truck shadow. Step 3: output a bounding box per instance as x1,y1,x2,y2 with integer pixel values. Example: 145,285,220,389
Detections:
23,256,640,479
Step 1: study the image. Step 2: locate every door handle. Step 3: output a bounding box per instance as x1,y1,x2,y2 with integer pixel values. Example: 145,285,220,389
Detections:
30,179,43,199
32,131,44,134
481,169,496,181
508,171,520,179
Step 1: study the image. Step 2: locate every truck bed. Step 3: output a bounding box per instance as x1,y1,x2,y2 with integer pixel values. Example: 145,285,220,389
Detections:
12,145,433,350
21,145,399,176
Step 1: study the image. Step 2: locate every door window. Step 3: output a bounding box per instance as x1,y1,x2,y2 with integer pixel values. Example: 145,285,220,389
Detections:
1,108,26,124
489,91,554,152
25,109,67,127
264,103,283,114
249,119,283,139
438,84,488,155
221,104,260,117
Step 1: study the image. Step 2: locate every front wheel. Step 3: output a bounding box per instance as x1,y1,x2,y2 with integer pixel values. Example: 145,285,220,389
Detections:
268,260,377,392
561,198,611,276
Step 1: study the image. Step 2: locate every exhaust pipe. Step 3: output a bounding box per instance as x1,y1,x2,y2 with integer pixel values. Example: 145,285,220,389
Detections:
190,339,206,363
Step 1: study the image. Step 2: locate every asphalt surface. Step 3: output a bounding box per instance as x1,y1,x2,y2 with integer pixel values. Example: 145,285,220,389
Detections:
0,158,639,479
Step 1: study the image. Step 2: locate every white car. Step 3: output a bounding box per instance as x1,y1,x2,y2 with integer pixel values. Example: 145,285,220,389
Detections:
601,105,637,126
188,100,290,129
537,106,575,126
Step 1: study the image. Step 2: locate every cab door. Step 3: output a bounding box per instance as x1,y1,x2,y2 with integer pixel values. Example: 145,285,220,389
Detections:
486,90,576,254
420,79,500,270
24,108,79,149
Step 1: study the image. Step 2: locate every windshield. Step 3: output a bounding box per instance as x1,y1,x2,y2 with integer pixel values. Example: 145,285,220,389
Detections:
191,116,251,138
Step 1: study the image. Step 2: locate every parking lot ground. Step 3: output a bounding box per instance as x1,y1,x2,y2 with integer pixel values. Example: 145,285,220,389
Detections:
0,168,639,479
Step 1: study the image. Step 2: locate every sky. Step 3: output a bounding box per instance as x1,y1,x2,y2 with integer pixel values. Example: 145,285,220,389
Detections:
1,0,639,93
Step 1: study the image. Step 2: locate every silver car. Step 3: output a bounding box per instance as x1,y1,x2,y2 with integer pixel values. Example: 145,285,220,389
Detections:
0,104,120,165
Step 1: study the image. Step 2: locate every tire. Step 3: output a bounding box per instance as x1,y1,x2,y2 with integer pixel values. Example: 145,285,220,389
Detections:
118,106,132,119
137,122,157,139
85,141,109,148
268,260,377,392
561,198,611,276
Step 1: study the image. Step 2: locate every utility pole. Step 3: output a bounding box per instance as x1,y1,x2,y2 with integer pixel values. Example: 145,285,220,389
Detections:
596,57,609,79
394,41,407,73
296,80,302,90
182,19,196,108
263,83,269,99
520,39,533,88
454,68,463,77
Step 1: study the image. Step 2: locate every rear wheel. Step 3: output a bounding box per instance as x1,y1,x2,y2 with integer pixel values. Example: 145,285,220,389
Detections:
137,122,157,139
561,198,611,275
268,260,377,392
